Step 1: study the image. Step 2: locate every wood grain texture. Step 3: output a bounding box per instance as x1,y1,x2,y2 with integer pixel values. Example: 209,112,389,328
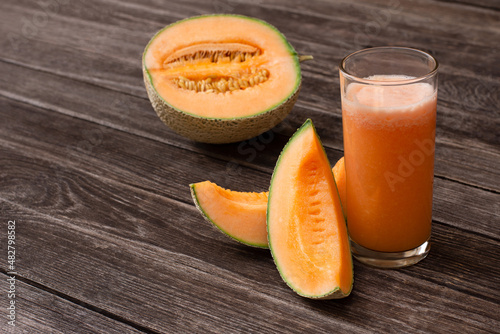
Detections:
0,97,498,239
0,97,499,333
0,0,499,190
0,273,145,334
0,0,499,332
0,179,499,333
0,58,498,193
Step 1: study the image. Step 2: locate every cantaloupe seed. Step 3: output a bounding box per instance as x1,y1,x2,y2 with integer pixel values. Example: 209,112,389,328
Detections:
173,68,269,94
163,42,269,94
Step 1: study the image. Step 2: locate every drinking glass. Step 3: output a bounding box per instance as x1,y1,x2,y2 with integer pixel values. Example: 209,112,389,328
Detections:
339,47,438,268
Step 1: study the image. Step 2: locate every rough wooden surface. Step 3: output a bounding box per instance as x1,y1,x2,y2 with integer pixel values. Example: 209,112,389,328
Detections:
0,0,499,333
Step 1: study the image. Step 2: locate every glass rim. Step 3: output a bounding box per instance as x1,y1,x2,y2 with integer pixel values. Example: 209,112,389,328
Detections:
339,46,439,86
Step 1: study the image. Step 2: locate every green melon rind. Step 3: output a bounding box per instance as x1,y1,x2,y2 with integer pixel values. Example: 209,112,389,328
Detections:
267,119,354,299
189,183,269,249
142,14,302,144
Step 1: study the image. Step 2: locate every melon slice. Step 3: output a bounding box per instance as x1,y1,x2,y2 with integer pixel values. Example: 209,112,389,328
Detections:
267,119,353,299
332,156,346,219
143,14,303,144
190,157,346,249
190,181,268,248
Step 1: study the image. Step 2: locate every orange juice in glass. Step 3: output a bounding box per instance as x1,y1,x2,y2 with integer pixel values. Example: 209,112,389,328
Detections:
339,47,438,268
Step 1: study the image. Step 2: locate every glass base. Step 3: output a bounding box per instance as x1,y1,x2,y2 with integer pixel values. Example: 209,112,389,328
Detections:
350,238,430,269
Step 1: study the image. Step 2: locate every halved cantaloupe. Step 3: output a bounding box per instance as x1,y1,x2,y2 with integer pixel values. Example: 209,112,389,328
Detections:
143,14,304,143
190,157,346,248
267,119,353,299
190,181,269,248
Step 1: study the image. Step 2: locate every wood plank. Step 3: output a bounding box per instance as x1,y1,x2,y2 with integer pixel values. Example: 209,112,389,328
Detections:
1,96,498,240
2,0,499,121
0,189,498,332
0,273,146,333
3,0,499,72
435,0,500,11
0,168,498,333
1,1,499,190
3,0,499,125
1,0,499,333
0,95,499,294
0,56,498,193
0,94,500,332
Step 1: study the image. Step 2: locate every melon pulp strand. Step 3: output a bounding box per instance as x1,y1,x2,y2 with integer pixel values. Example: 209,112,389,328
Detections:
267,119,353,299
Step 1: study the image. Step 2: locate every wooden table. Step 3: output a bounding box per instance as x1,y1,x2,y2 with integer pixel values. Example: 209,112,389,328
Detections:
1,0,499,333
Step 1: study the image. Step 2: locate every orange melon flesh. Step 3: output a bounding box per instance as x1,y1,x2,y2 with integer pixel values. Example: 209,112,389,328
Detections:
332,156,346,218
190,181,268,248
144,15,299,118
268,120,353,299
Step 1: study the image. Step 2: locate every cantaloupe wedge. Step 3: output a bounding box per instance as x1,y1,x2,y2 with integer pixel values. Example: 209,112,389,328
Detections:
332,156,346,219
190,156,346,249
190,181,269,248
267,119,353,299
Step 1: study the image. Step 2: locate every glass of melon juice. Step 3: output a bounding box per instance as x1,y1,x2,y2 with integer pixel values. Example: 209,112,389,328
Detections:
339,47,438,268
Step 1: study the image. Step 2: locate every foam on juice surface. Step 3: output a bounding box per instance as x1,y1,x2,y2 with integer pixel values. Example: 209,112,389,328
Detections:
343,75,436,128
